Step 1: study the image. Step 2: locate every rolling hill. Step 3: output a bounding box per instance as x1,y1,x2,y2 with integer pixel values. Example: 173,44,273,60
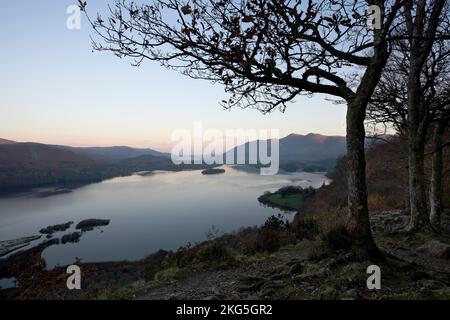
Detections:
0,142,174,189
0,138,16,145
225,133,347,172
0,143,101,188
279,133,346,162
0,133,348,188
61,146,170,163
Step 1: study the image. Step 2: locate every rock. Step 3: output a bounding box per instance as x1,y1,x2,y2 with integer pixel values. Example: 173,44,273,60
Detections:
417,279,444,291
76,219,110,231
417,241,450,259
370,210,409,233
0,238,59,279
61,232,82,244
0,235,42,257
201,168,225,175
39,221,73,234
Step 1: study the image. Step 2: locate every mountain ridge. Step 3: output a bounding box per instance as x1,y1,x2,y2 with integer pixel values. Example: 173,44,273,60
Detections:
0,142,174,189
0,133,347,188
0,138,16,145
224,133,347,172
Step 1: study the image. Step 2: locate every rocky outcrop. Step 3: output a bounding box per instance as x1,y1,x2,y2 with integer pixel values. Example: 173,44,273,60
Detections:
201,168,225,175
0,236,42,257
417,241,450,259
61,232,82,244
39,222,73,234
370,210,409,234
75,219,110,231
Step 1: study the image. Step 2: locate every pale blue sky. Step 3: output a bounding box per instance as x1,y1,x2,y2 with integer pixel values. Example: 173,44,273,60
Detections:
0,1,347,151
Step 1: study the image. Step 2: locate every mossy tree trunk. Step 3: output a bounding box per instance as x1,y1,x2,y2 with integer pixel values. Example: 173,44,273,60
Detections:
344,48,391,260
430,121,446,228
346,97,380,259
406,70,432,232
404,0,446,233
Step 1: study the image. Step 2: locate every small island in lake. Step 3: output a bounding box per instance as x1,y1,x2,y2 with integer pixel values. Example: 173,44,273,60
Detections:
201,168,225,175
76,219,110,231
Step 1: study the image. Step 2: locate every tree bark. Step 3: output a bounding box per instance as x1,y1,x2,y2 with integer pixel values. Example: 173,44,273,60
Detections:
408,134,430,231
342,3,392,260
406,66,432,232
430,121,445,228
346,98,380,259
404,165,411,213
404,0,446,233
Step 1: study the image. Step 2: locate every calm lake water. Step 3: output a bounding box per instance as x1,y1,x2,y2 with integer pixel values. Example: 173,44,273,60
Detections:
0,166,330,268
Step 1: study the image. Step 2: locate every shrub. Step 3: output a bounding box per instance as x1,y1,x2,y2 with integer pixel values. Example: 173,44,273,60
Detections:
292,218,320,240
143,249,170,281
278,186,304,197
173,243,196,268
195,242,236,268
262,214,289,231
245,215,293,253
154,267,181,282
254,229,283,253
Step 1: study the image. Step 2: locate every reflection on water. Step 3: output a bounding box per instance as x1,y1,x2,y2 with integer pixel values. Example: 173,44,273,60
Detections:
0,166,330,268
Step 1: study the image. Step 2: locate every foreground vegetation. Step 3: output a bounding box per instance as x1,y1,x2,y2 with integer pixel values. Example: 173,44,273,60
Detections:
4,208,449,300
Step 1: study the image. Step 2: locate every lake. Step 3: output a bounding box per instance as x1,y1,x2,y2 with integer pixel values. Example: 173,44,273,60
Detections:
0,166,330,268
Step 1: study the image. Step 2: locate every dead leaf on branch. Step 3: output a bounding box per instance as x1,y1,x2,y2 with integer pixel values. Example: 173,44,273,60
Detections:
181,5,192,15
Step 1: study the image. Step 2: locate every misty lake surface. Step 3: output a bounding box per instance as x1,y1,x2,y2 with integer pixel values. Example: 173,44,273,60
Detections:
0,166,330,268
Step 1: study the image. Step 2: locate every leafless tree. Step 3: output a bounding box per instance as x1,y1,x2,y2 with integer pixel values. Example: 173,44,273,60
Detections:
83,0,405,259
403,0,448,232
368,0,449,232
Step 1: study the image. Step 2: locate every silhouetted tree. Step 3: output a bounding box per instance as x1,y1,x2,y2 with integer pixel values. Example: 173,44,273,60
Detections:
367,0,450,231
83,0,405,259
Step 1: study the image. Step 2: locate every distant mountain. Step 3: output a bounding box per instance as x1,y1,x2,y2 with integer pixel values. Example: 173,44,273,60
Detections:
0,133,348,188
279,133,346,162
62,146,170,163
0,143,96,169
0,138,16,145
0,143,100,188
0,142,173,189
225,133,347,172
116,155,207,173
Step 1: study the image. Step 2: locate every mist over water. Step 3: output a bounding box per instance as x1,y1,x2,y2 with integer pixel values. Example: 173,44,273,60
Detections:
0,166,330,268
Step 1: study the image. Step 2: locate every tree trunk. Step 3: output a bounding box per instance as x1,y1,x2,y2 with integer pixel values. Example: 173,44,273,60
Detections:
403,0,446,233
401,136,410,213
346,98,380,260
430,121,445,228
342,13,391,260
408,136,430,231
407,69,431,232
404,165,411,213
